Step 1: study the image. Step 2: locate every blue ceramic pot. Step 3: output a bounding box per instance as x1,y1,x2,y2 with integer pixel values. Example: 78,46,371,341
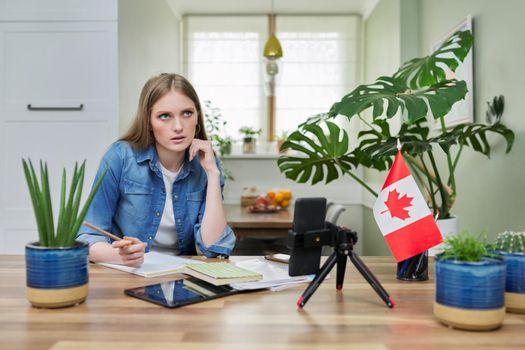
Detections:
25,241,89,308
433,257,506,330
498,252,525,313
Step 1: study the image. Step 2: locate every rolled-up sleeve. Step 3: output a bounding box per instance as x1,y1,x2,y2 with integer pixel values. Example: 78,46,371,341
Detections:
194,222,236,257
193,161,235,257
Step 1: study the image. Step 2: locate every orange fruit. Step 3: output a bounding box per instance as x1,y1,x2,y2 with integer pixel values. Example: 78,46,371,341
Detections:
274,192,284,203
281,200,289,208
267,191,276,200
283,190,292,200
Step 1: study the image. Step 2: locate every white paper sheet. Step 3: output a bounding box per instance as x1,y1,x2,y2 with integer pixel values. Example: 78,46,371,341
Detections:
97,251,203,277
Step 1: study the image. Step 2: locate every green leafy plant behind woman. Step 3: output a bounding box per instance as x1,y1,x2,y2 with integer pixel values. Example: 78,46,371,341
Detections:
278,30,514,219
22,159,106,247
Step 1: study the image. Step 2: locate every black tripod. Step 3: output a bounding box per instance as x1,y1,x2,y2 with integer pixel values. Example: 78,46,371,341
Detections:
297,225,395,309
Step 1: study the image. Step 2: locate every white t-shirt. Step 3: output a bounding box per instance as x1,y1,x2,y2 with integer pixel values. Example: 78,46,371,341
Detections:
153,162,182,251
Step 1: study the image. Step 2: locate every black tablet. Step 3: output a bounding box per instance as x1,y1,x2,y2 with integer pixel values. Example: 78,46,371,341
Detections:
124,276,239,308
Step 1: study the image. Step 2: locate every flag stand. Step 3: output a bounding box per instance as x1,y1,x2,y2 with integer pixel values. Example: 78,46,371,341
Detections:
396,251,428,281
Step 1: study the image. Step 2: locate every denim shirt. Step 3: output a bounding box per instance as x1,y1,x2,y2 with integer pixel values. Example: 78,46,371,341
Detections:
76,141,235,257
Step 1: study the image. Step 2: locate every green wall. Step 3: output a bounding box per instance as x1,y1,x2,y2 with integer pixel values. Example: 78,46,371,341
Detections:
362,0,525,255
361,0,401,255
119,0,180,134
418,0,525,237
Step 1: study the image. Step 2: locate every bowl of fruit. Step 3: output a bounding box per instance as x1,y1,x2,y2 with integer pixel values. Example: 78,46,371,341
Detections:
248,189,292,213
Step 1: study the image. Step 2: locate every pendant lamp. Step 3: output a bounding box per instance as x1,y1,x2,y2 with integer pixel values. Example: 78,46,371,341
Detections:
263,0,283,80
263,0,282,142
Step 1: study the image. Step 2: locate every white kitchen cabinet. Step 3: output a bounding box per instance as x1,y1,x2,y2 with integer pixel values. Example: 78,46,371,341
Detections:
0,1,118,253
0,0,117,21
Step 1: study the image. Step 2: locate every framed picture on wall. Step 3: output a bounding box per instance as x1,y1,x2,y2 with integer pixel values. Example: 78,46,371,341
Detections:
431,15,474,128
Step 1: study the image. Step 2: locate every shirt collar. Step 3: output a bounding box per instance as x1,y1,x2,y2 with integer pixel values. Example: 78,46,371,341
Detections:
136,144,198,178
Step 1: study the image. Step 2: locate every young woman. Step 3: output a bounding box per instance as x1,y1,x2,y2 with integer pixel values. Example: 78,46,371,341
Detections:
77,73,235,266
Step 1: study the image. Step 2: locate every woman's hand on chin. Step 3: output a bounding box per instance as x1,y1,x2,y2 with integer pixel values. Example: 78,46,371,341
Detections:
189,139,220,176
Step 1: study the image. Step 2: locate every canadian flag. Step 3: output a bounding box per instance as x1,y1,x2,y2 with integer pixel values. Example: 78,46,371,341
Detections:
373,149,443,262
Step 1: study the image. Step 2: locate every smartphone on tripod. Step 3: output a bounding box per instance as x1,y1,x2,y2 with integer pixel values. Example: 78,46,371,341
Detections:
287,197,327,276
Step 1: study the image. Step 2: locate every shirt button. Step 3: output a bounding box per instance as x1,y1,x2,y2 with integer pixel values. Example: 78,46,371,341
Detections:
174,194,178,200
177,219,181,223
149,236,153,240
156,211,160,217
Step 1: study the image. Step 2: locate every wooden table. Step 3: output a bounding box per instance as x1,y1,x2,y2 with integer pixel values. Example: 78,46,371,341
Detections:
1,256,524,350
224,204,293,239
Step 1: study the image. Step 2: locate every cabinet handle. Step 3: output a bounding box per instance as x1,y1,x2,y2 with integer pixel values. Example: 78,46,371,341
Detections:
27,104,84,111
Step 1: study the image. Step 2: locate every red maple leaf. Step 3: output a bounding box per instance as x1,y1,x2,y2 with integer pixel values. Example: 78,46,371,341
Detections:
381,189,413,220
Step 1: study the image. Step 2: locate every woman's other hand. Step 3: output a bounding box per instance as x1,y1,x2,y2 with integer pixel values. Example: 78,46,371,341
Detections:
189,139,220,176
112,236,147,267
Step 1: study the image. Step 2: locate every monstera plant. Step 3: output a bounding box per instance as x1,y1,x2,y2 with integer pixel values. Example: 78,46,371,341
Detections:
278,30,514,220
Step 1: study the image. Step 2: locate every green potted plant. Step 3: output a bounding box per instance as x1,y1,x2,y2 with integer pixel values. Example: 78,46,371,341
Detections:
23,159,105,308
434,231,505,330
494,231,525,313
203,100,233,156
203,100,234,180
278,29,514,240
239,126,262,154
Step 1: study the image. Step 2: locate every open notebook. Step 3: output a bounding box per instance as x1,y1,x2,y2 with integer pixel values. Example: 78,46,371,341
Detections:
97,251,203,277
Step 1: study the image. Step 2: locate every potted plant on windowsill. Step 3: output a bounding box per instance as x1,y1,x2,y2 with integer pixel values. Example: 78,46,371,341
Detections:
434,231,505,331
203,100,234,180
276,130,289,154
23,159,105,308
239,126,262,154
494,231,525,313
278,29,514,245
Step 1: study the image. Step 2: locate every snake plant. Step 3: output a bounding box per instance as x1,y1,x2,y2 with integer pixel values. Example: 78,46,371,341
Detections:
22,159,106,247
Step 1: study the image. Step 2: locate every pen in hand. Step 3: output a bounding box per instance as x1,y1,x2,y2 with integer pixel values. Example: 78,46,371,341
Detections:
83,222,132,245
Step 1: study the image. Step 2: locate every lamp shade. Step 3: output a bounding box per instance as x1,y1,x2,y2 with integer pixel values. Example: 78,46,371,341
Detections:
263,34,283,59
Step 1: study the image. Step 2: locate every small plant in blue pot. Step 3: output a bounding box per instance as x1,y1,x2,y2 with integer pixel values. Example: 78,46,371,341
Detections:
22,159,105,308
494,231,525,313
434,231,506,331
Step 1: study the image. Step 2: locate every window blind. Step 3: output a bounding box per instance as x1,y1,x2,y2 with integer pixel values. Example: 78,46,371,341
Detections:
184,15,360,140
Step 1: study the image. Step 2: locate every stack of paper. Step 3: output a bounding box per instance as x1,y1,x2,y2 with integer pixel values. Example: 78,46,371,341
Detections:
230,257,314,291
183,262,263,285
97,251,203,277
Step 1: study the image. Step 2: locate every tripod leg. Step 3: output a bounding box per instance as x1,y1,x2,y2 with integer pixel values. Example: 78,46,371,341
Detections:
297,251,338,308
348,251,395,308
336,251,347,290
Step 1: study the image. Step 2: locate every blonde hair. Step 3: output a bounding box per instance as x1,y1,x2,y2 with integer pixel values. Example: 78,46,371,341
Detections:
120,73,207,151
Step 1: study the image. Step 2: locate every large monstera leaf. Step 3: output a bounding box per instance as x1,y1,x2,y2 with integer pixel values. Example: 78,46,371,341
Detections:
435,122,514,156
354,119,514,167
353,119,434,171
277,121,356,185
328,77,467,124
393,30,473,89
327,29,472,125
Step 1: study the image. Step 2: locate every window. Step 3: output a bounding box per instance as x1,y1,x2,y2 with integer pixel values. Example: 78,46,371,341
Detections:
184,15,360,141
275,16,360,138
